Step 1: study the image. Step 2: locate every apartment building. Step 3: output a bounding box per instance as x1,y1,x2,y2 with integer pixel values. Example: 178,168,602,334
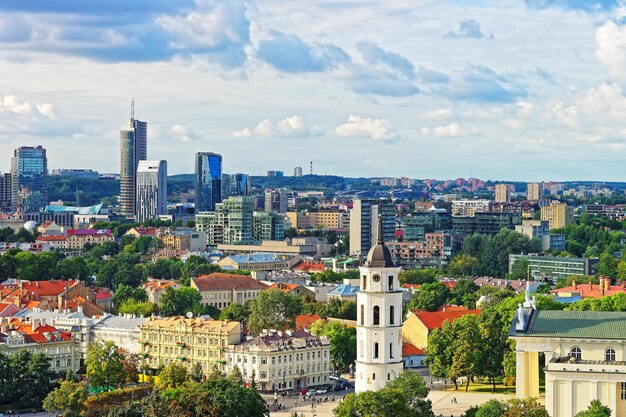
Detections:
540,201,573,229
286,211,342,230
451,200,491,216
191,273,268,309
66,229,114,250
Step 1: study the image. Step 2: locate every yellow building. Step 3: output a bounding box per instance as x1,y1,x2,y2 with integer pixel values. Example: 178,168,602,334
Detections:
139,316,241,374
66,229,115,250
286,211,342,230
191,273,268,309
511,308,626,417
494,184,511,203
540,201,573,229
527,182,543,201
401,309,480,349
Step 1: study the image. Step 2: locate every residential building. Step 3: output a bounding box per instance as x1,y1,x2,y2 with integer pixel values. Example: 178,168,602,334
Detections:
401,209,451,241
264,189,288,213
158,229,206,251
90,314,147,354
515,219,549,240
216,253,296,271
0,280,97,312
473,277,540,293
550,276,626,300
125,227,158,239
191,273,268,309
119,114,147,218
541,201,573,229
66,229,114,250
135,160,167,222
0,317,80,374
139,316,241,374
402,309,480,349
267,171,284,177
526,182,543,201
452,212,519,235
195,152,222,212
143,279,181,306
386,232,458,268
294,166,303,177
0,302,20,317
286,211,342,230
253,211,285,242
509,254,599,281
511,308,626,417
451,200,491,216
11,145,47,212
355,220,403,393
266,283,315,298
195,196,254,248
35,234,68,249
226,329,330,392
494,184,511,203
402,343,425,368
327,283,359,302
349,199,395,257
221,173,250,199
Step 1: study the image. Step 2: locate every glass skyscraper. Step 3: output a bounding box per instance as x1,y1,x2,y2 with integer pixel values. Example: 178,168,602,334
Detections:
195,152,222,212
222,173,250,199
11,145,47,212
119,114,148,218
135,160,167,222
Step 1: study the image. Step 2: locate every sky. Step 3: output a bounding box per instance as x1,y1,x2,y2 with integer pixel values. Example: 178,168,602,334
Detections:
1,0,626,181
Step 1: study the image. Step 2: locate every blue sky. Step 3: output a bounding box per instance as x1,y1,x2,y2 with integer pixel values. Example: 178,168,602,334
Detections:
1,0,626,181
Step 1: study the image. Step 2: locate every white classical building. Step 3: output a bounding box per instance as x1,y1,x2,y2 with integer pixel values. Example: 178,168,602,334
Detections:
511,303,626,417
355,220,404,393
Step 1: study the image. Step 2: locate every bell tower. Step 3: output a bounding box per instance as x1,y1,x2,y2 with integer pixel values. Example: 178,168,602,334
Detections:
355,216,404,393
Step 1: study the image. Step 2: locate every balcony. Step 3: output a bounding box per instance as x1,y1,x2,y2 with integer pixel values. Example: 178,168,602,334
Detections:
545,357,626,375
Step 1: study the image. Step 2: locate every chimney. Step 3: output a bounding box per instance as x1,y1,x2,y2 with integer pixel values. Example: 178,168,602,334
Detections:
32,318,40,332
572,279,577,290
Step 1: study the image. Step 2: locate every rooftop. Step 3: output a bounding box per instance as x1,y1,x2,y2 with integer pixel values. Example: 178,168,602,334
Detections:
141,316,240,332
510,310,626,340
410,309,480,330
193,273,269,291
67,229,112,237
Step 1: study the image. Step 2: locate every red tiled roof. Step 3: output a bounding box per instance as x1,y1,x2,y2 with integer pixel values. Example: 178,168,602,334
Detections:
36,235,67,241
267,283,302,293
144,279,178,291
437,305,469,312
67,229,112,237
441,281,457,289
3,319,72,344
95,291,113,300
129,227,157,236
411,309,480,330
292,261,325,273
402,284,421,289
551,283,626,299
402,342,424,356
20,280,78,296
193,273,269,291
295,314,322,330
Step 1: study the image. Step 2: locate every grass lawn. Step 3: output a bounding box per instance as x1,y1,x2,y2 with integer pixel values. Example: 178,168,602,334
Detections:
444,381,545,395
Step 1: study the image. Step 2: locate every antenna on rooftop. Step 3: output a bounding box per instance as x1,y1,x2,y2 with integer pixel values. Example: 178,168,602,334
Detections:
130,98,135,122
310,161,313,175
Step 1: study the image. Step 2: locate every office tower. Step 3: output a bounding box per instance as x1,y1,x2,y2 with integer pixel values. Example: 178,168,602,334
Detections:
494,184,511,203
0,172,12,212
264,189,287,213
527,182,543,201
349,199,395,257
195,152,222,212
253,211,285,242
195,196,254,247
355,219,403,393
294,166,303,177
10,145,47,212
541,201,573,229
135,160,167,222
119,103,148,218
267,170,284,177
222,173,250,199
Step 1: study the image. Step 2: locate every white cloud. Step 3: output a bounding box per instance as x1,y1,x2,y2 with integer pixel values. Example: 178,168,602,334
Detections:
0,95,54,119
420,108,452,120
335,115,399,142
254,119,273,136
516,101,534,117
233,115,321,138
595,20,626,77
169,124,198,142
433,123,461,137
232,127,252,138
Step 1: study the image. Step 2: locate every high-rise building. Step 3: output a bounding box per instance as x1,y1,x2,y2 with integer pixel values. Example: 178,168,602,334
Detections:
355,220,403,393
253,211,285,242
264,189,288,213
195,152,222,212
349,199,395,257
11,145,47,212
294,166,303,177
494,184,511,203
527,182,543,201
135,160,167,222
541,201,573,229
119,107,148,218
0,172,12,212
195,196,254,247
222,173,250,199
267,170,284,177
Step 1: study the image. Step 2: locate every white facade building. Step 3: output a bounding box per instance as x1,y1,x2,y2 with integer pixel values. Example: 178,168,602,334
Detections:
355,219,404,393
226,329,330,392
136,160,167,222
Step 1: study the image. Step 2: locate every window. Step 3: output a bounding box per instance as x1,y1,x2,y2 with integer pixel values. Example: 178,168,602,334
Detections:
374,343,379,359
362,275,367,291
372,373,376,380
570,347,581,360
388,373,391,380
621,382,626,400
606,348,616,362
390,305,395,325
373,305,380,325
360,304,365,325
390,343,393,359
388,276,394,291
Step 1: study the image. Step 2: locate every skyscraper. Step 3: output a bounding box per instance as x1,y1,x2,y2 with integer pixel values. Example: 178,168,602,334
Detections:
195,196,254,247
195,152,222,212
349,199,395,257
527,182,543,201
494,184,511,203
135,160,167,222
294,166,302,177
264,189,287,213
119,102,148,218
222,173,250,199
10,145,47,212
0,172,12,213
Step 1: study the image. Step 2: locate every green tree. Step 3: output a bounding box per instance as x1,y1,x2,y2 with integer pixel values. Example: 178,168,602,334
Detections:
117,298,158,316
311,319,357,369
508,258,530,280
503,397,548,417
157,362,188,389
399,269,437,285
86,341,126,392
219,302,250,322
477,310,508,391
426,320,458,389
247,289,302,335
43,380,89,417
409,281,449,312
448,279,480,308
113,284,147,306
449,254,479,277
191,362,203,383
574,399,612,417
474,399,507,417
450,314,482,391
385,371,433,416
160,286,203,316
